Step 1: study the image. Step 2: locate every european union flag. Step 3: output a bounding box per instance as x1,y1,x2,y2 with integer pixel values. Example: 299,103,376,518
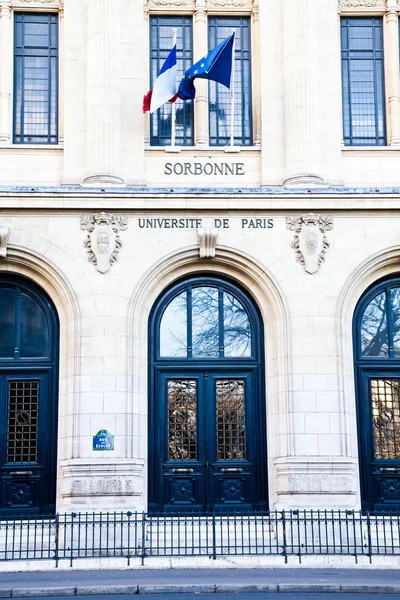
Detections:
178,33,235,101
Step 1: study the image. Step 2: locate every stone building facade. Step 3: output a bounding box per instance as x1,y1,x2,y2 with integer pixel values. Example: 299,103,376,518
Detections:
0,0,400,516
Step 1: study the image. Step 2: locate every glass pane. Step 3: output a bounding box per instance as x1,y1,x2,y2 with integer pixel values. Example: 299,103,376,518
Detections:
7,380,39,463
371,378,400,459
216,379,246,460
209,17,252,147
160,291,187,357
20,293,49,358
0,288,16,357
392,288,400,357
361,291,388,356
192,287,219,357
168,380,197,460
224,292,251,357
150,17,193,146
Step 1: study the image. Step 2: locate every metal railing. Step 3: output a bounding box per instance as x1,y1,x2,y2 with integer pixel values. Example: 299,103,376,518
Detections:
0,510,399,566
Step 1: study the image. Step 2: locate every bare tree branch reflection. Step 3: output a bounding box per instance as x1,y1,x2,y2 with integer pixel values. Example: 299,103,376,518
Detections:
361,292,389,356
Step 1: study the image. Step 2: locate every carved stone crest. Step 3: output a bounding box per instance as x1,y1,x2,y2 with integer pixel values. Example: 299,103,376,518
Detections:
286,214,333,274
0,226,9,259
81,213,127,273
198,228,218,258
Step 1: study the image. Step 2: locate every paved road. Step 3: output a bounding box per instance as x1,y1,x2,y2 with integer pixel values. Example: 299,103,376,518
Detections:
10,595,400,600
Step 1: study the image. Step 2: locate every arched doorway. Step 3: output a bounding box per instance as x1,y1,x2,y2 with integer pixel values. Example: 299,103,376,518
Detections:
0,276,59,516
354,276,400,513
148,275,268,514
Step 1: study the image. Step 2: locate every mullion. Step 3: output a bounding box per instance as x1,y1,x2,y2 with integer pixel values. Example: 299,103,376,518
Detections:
218,288,224,358
388,287,395,358
187,287,193,359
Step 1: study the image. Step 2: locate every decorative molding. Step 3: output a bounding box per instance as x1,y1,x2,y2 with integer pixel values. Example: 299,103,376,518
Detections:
198,227,218,258
60,459,144,506
338,0,385,9
286,213,333,275
81,212,127,274
147,0,194,8
207,0,253,7
13,0,58,4
0,226,9,259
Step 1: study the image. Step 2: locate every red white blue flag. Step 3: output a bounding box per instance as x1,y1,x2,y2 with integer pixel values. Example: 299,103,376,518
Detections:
143,44,178,114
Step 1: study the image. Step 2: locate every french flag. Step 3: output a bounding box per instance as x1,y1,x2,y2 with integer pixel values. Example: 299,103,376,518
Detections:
143,45,178,114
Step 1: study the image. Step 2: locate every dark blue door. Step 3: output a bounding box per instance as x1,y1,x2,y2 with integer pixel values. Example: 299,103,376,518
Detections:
354,277,400,513
0,278,59,516
149,277,267,514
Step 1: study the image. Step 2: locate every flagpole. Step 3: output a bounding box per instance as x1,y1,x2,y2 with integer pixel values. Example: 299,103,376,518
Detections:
171,28,177,148
230,29,236,148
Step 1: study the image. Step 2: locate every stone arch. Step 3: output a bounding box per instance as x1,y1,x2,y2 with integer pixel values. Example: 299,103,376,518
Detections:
337,245,400,506
0,228,83,509
129,243,291,509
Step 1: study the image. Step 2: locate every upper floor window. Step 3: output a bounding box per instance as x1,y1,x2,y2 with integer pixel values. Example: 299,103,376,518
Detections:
150,16,194,147
341,17,386,146
209,17,252,147
14,13,58,145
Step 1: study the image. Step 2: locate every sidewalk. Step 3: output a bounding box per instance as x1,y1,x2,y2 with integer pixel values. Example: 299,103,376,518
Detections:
0,568,400,595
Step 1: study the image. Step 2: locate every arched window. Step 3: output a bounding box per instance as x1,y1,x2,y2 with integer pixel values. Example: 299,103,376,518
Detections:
149,276,268,514
0,276,59,516
354,277,400,513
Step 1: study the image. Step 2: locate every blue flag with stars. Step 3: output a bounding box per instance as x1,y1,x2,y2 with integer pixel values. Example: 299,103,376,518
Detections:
178,33,235,101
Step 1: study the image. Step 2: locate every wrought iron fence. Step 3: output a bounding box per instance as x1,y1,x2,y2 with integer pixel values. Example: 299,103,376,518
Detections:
0,510,399,566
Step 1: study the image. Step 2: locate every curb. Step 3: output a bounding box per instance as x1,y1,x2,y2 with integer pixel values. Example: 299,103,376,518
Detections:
0,583,400,596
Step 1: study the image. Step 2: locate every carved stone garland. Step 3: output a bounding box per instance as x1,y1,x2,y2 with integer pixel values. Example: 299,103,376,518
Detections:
81,213,127,274
338,0,386,10
146,0,253,8
286,214,333,275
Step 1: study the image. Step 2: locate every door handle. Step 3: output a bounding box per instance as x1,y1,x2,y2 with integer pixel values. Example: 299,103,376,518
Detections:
171,468,194,474
221,468,243,473
10,471,33,476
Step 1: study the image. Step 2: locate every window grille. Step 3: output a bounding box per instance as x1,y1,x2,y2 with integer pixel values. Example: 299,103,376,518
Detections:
14,13,58,145
208,17,252,147
341,18,386,146
149,16,193,146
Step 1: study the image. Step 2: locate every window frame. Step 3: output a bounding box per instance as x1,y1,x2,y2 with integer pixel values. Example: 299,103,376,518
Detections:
340,16,386,147
208,16,253,147
13,12,59,145
149,15,194,147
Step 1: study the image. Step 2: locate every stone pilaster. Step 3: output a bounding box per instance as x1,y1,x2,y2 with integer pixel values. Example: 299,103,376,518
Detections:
384,1,400,146
84,0,124,185
58,2,65,144
283,0,323,186
252,0,261,147
0,2,12,144
194,0,208,146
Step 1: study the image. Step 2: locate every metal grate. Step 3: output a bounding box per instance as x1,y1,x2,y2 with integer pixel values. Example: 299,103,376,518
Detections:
149,16,193,146
371,379,400,459
216,379,246,460
168,380,197,460
208,17,252,147
7,380,39,463
341,18,386,146
14,14,58,144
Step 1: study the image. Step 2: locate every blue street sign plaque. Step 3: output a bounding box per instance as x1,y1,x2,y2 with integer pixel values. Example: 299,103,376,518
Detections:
93,430,114,451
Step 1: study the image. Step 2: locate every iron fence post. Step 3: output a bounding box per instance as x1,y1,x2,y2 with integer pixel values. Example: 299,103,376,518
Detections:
212,511,216,560
281,510,287,564
54,513,59,568
366,512,373,564
141,512,146,566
